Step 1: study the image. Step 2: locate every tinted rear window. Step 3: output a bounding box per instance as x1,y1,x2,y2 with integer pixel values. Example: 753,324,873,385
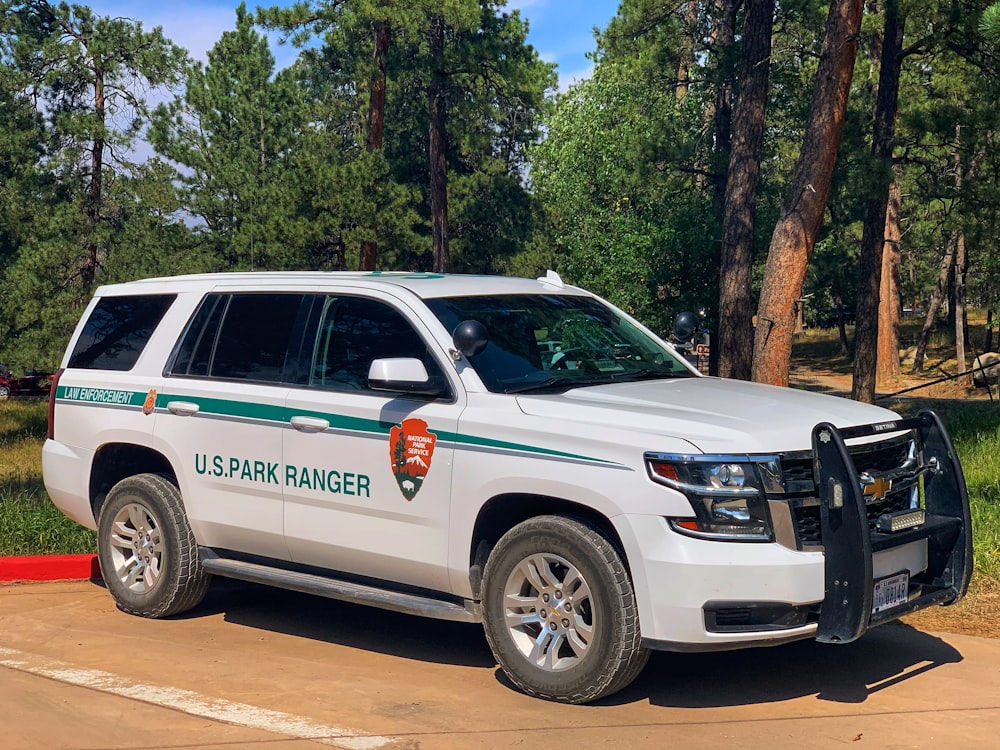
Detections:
68,295,176,371
169,293,308,383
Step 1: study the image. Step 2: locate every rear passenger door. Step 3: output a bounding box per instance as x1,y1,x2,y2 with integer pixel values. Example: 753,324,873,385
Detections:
155,292,312,560
282,293,461,593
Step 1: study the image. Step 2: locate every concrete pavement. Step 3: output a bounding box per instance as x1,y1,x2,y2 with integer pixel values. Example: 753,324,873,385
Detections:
2,578,998,749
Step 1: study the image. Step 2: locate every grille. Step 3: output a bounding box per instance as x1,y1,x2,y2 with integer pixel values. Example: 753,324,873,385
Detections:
792,492,913,547
783,434,916,548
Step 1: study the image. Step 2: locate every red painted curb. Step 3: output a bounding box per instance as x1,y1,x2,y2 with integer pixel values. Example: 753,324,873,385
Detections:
0,554,101,582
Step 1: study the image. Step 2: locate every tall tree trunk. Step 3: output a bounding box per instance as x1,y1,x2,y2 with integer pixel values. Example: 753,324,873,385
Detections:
712,0,739,170
912,235,956,372
83,66,105,287
428,14,449,273
718,0,775,380
360,19,390,272
876,180,902,386
706,0,739,377
955,231,970,386
751,0,864,385
676,0,698,100
986,308,994,352
852,0,905,403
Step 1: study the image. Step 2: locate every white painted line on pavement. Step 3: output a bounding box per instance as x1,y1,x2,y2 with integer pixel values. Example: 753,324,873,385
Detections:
0,646,394,749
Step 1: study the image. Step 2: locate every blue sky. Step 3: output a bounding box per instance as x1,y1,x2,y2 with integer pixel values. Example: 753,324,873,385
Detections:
85,0,622,90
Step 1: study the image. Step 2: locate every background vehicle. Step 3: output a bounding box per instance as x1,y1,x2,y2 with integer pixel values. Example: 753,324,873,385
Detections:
0,366,53,400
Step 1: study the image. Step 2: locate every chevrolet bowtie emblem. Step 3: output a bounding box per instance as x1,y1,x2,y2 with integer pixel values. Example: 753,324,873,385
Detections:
861,474,892,501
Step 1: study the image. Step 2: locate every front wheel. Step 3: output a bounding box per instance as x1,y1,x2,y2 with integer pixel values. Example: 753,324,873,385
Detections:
481,515,649,703
97,473,210,618
0,384,9,400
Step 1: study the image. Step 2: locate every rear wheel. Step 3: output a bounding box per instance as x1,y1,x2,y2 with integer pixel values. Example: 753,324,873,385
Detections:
97,473,209,618
481,515,649,703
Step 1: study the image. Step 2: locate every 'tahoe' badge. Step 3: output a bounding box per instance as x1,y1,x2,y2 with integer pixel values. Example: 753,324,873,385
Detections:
389,418,437,501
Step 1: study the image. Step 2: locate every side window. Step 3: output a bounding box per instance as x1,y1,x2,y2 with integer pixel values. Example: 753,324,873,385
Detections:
170,294,226,376
169,293,307,383
68,295,176,371
311,297,445,393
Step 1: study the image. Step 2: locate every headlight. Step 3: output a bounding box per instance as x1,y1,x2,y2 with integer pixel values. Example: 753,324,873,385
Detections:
645,454,773,542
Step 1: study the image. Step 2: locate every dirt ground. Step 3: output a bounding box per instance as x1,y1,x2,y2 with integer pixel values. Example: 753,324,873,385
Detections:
788,357,1000,640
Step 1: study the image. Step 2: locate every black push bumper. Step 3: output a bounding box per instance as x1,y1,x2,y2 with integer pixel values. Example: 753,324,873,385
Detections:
812,410,973,643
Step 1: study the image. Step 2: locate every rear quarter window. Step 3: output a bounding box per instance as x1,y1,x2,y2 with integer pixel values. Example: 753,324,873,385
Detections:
168,293,310,383
68,295,177,371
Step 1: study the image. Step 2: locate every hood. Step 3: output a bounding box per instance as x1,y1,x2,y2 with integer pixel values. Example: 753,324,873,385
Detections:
515,377,901,455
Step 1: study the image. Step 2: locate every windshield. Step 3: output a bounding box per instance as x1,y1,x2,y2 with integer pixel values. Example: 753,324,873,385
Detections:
426,294,696,394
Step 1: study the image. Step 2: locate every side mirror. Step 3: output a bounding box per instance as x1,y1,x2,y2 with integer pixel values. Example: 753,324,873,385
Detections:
368,358,447,397
452,320,489,357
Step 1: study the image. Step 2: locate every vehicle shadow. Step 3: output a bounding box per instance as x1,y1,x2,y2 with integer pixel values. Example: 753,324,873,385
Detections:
189,577,496,669
607,621,962,708
187,578,963,707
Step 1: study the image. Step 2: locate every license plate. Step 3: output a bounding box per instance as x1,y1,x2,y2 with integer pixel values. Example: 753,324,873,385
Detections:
872,571,909,614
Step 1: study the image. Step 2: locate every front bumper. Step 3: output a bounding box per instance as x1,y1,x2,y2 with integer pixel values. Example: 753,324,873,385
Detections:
811,410,972,643
616,410,972,651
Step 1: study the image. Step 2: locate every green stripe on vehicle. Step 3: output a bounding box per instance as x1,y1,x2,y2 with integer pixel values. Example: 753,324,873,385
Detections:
56,385,146,407
60,386,621,467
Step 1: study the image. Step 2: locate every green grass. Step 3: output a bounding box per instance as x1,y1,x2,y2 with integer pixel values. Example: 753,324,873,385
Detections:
2,396,998,583
0,400,96,555
890,399,1000,582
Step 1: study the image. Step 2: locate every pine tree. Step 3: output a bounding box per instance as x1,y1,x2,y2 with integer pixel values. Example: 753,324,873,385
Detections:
0,1,188,367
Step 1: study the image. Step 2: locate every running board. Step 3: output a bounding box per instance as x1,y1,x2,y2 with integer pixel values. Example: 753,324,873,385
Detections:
199,551,481,624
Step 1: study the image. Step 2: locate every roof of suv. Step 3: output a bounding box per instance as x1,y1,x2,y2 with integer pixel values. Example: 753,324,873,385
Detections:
94,271,589,300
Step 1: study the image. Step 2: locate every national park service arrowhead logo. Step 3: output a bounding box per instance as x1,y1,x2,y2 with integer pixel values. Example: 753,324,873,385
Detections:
142,389,157,415
389,418,437,501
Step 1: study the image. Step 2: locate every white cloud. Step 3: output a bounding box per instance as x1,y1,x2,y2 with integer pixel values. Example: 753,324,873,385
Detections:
554,62,594,93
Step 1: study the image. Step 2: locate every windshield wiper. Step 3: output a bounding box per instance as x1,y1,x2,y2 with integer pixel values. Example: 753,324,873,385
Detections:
503,376,611,394
609,368,689,382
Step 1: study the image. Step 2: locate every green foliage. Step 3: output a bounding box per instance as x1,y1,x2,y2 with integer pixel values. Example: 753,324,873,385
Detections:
981,1,1000,39
530,58,717,332
0,1,190,369
150,3,315,270
254,0,554,271
892,399,1000,581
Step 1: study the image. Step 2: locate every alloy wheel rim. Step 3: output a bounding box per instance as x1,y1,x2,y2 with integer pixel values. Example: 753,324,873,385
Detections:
108,502,163,593
502,552,596,672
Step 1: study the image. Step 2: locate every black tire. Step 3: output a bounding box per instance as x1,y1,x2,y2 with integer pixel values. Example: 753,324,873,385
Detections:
97,473,210,618
0,384,9,400
481,515,650,703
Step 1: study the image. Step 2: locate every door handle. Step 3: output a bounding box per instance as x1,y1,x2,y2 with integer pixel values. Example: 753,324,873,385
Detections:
166,401,200,416
290,415,330,433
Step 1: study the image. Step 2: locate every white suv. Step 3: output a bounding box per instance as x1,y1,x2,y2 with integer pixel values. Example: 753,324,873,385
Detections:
43,271,972,703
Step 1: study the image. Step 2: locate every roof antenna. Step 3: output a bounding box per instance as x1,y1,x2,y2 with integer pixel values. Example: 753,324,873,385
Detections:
538,270,564,288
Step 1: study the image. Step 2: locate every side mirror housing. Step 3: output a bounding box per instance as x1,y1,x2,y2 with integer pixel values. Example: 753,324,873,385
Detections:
368,358,448,397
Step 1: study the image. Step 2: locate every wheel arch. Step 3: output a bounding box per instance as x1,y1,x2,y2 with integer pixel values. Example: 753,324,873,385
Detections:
90,442,177,518
468,493,628,600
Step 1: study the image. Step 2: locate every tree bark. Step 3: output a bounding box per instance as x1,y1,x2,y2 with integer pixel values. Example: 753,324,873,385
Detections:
712,0,739,167
360,19,390,272
83,65,105,287
852,0,905,403
676,0,698,101
751,0,864,385
876,180,902,386
955,231,970,386
718,0,775,380
429,14,449,273
912,235,956,372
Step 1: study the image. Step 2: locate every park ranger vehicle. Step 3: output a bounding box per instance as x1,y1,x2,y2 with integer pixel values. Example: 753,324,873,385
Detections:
43,271,972,704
